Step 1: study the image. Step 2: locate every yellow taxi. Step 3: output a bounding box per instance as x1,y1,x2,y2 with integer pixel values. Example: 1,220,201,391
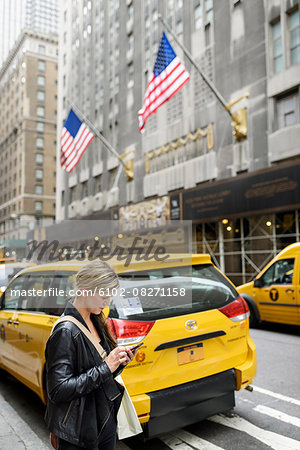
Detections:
0,254,256,438
237,243,300,327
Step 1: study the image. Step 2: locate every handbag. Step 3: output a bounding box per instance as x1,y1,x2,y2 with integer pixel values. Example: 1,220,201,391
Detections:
50,315,143,441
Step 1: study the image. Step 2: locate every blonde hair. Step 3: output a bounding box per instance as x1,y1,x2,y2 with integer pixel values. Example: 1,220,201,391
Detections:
75,260,119,293
75,260,119,349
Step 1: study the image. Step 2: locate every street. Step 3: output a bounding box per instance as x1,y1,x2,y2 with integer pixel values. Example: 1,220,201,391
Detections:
0,323,299,450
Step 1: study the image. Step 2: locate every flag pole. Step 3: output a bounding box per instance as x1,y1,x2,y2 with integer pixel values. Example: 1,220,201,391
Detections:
158,14,232,120
68,101,133,180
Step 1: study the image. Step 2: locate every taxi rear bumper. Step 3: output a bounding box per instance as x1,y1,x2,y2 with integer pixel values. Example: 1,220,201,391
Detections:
143,369,236,438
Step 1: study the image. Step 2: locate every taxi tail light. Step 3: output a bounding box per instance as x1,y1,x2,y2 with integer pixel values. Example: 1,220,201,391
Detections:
107,318,155,345
218,296,250,322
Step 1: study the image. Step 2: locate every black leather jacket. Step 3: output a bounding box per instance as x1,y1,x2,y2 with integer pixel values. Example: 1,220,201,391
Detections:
44,300,124,448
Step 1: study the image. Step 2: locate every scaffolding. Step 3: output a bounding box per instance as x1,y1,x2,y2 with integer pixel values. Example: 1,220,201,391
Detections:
195,210,300,286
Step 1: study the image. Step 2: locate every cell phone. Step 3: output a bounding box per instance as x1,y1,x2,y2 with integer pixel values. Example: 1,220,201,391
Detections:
128,342,144,352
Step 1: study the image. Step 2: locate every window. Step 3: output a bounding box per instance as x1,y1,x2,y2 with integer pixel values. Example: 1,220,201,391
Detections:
35,185,43,194
128,63,134,88
36,137,44,149
205,0,213,23
81,181,88,199
2,275,25,310
70,186,76,202
37,106,45,117
35,201,43,213
37,91,45,102
38,44,46,54
176,21,183,37
205,23,211,46
109,168,118,189
129,33,134,52
37,75,45,87
38,60,46,72
289,9,300,65
94,175,102,194
195,1,202,30
272,20,283,73
110,265,238,321
35,153,44,165
128,4,134,20
260,259,294,286
35,169,43,181
277,91,299,128
36,122,44,133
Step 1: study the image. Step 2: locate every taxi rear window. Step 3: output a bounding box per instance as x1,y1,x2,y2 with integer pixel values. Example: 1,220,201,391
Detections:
110,264,238,320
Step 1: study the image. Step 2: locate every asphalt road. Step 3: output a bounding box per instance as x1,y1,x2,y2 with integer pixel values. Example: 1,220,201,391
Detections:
0,322,299,450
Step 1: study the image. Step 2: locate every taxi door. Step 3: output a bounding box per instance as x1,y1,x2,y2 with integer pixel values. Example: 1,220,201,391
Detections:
13,271,56,394
0,274,24,375
255,257,298,325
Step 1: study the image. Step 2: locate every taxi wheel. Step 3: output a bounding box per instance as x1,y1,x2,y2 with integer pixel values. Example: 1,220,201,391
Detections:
248,303,259,328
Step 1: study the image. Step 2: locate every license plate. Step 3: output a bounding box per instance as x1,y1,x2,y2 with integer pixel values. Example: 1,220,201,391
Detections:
177,343,204,365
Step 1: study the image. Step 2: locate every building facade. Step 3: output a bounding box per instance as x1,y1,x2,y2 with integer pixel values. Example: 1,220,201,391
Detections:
0,31,58,250
0,0,58,68
57,0,300,285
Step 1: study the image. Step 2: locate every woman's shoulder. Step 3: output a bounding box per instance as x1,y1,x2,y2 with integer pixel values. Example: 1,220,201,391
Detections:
50,319,80,340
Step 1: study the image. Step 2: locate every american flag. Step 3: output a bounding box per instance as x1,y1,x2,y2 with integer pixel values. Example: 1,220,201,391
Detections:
138,32,190,133
60,109,94,172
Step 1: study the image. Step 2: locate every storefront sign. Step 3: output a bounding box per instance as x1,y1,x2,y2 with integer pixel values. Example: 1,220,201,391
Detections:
182,162,300,221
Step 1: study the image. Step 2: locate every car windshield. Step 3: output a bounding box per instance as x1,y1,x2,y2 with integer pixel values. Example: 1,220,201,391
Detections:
109,264,238,320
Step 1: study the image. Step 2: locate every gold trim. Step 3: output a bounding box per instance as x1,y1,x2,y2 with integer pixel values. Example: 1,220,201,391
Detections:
145,124,214,174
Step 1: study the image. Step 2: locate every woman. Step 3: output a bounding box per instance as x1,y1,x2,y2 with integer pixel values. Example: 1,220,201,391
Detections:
44,260,137,450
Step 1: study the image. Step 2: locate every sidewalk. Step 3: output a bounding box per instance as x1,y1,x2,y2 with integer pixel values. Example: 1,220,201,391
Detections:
0,391,50,449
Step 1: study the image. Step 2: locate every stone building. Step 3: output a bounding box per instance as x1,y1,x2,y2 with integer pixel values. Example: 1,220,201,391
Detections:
0,31,58,252
56,0,300,285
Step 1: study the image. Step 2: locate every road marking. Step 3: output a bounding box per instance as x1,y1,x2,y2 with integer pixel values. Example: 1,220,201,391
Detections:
253,385,300,407
170,429,225,450
239,397,255,405
209,414,300,450
254,404,300,428
160,434,195,449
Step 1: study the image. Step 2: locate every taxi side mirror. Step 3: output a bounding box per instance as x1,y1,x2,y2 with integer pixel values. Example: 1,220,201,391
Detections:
254,278,264,288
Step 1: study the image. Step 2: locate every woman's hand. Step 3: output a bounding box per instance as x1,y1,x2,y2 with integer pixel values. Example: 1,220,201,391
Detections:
105,347,130,372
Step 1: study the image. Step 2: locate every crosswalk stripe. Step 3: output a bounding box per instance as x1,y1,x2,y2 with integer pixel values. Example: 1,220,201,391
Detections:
160,434,195,449
254,404,300,428
209,414,300,450
170,429,225,450
254,385,300,406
